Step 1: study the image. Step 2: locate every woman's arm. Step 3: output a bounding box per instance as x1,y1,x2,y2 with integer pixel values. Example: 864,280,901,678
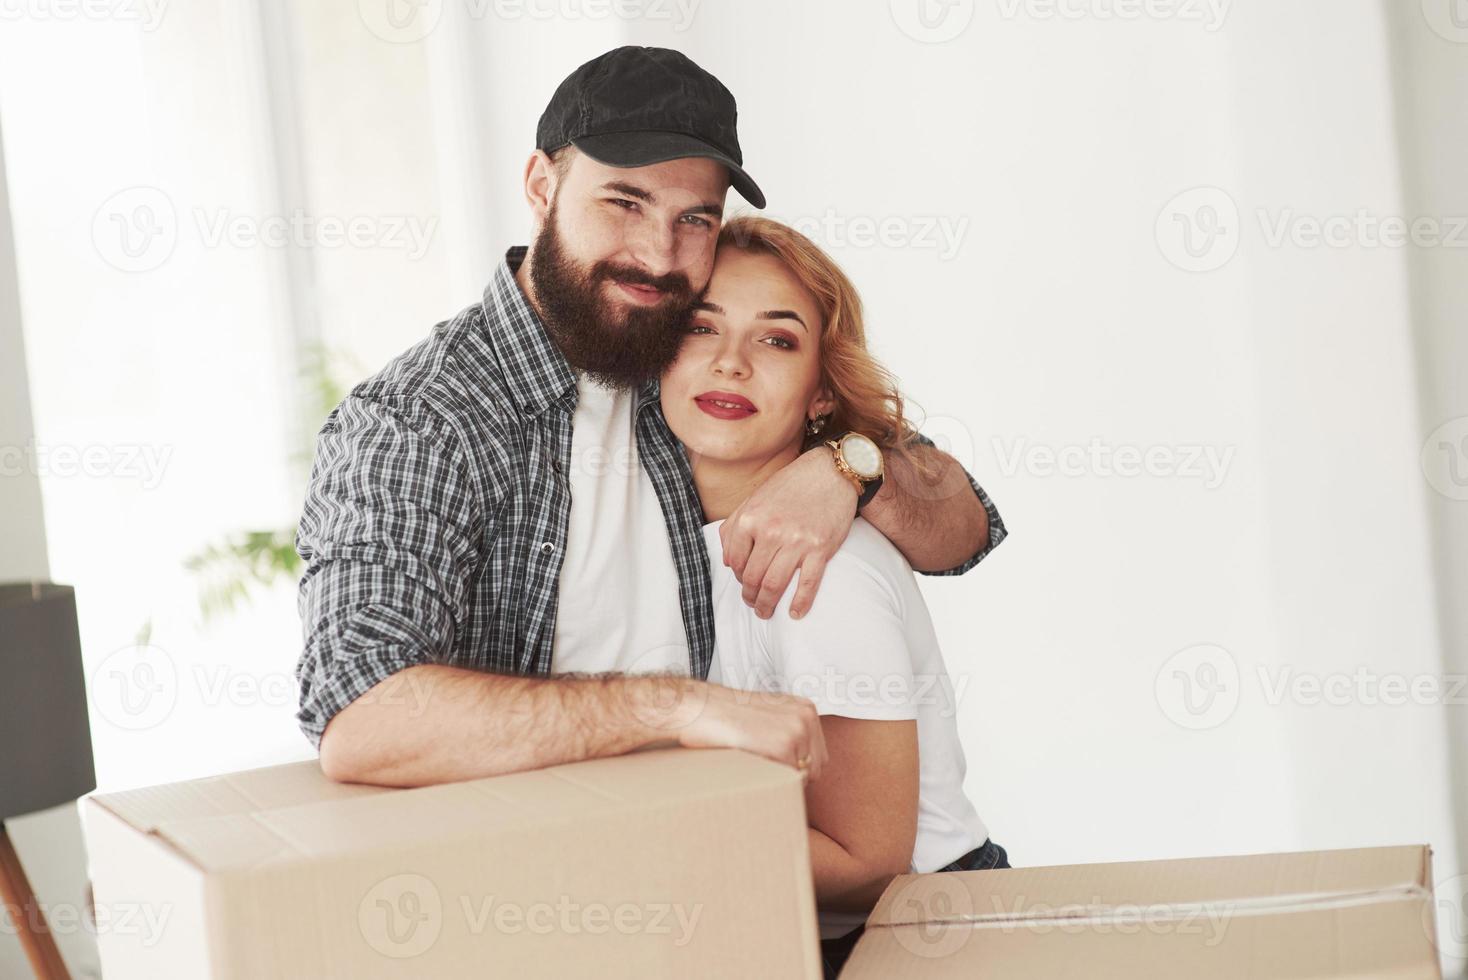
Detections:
803,715,920,912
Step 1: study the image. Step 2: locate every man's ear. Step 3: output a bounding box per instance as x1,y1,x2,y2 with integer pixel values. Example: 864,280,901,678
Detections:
523,150,556,223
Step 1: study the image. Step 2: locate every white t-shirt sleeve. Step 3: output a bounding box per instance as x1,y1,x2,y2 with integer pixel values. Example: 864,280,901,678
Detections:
765,552,919,722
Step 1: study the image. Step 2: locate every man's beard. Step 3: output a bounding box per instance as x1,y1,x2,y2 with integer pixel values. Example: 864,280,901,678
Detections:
527,204,697,390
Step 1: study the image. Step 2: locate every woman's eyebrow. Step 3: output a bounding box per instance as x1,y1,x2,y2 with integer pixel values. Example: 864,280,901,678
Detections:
693,302,807,333
758,309,808,332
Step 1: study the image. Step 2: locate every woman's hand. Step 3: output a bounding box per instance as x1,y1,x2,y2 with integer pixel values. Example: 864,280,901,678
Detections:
719,445,859,619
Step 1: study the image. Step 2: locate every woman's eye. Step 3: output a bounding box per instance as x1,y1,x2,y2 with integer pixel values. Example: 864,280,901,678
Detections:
764,336,795,350
687,323,714,335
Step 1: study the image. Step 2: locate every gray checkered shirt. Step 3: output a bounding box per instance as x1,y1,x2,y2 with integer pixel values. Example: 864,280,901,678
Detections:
293,246,1007,749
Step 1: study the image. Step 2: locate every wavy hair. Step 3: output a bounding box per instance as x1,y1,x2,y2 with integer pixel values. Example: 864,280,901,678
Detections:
716,214,939,480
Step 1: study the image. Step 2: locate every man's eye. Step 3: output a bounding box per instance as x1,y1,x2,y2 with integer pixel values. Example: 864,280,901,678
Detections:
680,214,713,229
609,198,638,210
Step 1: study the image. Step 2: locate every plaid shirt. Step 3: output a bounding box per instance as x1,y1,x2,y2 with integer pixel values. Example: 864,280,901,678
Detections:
293,246,1007,749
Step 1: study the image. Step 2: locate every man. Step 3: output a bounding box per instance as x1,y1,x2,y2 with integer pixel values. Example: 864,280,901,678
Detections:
293,46,1006,789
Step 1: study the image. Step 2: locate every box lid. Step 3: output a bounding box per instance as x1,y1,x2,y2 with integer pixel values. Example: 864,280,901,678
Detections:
86,746,795,874
847,845,1440,979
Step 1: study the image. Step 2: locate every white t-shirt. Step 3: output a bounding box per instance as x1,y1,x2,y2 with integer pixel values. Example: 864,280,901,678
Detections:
550,370,689,676
703,516,989,940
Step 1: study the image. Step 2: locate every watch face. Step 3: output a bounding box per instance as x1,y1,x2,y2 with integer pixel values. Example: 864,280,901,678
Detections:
841,433,883,480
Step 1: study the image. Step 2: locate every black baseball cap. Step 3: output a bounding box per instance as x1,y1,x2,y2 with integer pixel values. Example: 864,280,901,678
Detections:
536,46,766,209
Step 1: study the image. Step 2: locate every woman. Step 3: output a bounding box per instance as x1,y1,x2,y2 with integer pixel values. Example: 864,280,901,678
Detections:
658,216,1009,978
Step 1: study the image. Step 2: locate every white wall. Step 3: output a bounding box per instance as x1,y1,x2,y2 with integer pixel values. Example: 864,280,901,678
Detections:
606,0,1463,958
1386,2,1468,968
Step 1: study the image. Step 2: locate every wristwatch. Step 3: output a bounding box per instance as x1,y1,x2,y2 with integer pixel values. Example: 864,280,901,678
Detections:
825,432,885,515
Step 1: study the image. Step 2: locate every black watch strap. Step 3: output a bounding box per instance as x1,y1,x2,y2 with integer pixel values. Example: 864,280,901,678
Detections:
855,471,884,514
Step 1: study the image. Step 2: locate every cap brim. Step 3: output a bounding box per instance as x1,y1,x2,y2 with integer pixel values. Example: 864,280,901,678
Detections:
571,131,766,209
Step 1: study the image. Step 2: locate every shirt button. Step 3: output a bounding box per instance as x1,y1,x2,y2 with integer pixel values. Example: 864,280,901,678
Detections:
540,541,555,555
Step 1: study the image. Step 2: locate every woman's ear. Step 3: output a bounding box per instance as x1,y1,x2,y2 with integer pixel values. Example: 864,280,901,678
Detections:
809,388,837,421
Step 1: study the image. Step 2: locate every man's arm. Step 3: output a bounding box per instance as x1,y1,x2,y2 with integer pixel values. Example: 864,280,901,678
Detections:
861,430,1008,576
317,664,829,788
298,393,827,787
720,429,1006,619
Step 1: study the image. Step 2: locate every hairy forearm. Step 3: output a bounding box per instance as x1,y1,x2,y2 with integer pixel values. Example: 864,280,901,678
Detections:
860,445,988,572
318,664,693,787
807,826,908,914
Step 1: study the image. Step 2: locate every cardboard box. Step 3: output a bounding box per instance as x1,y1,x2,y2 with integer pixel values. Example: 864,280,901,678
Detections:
842,844,1441,979
81,747,821,979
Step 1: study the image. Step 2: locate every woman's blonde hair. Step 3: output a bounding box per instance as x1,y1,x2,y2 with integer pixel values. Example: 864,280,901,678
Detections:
716,214,939,480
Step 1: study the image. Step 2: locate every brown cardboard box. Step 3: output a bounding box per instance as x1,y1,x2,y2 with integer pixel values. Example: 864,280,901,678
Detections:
80,746,821,979
842,844,1441,979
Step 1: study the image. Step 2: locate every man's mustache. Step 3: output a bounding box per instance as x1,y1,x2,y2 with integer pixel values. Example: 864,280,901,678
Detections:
592,262,692,297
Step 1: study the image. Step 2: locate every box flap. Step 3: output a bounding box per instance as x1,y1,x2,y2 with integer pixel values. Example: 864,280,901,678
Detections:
845,846,1440,980
87,747,796,873
87,760,383,833
867,845,1431,930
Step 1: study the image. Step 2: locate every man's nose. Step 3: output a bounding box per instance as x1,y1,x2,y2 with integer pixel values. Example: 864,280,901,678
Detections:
625,219,679,278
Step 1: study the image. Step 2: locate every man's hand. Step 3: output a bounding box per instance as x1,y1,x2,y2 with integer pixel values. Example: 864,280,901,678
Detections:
675,681,830,784
720,446,858,620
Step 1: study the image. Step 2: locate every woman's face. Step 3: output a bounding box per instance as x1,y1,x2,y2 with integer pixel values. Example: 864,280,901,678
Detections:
660,247,832,467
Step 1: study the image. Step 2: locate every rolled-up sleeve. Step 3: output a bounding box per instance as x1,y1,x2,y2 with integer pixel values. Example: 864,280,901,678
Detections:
906,429,1007,577
293,394,481,750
